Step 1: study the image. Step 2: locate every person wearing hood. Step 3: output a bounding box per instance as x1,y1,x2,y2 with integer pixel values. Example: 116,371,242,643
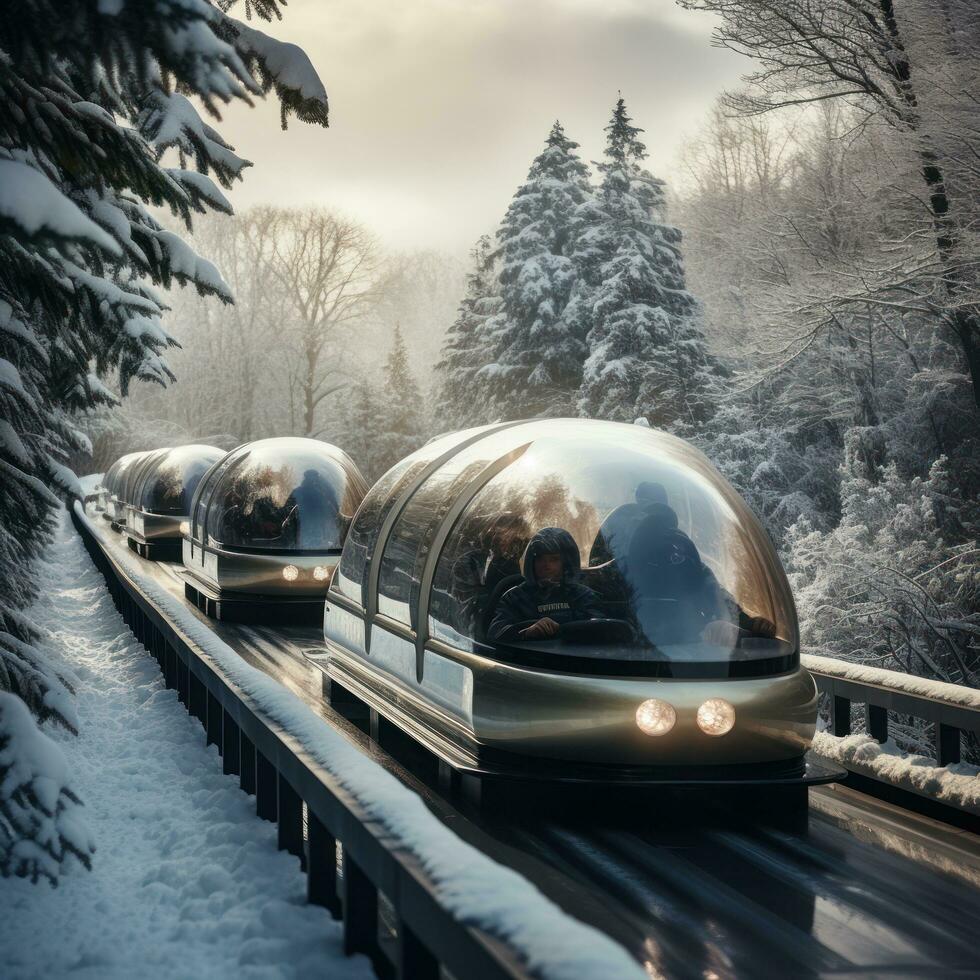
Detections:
488,527,604,642
590,481,678,565
626,515,776,645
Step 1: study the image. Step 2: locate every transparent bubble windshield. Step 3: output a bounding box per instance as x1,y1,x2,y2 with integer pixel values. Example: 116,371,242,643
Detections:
206,444,367,553
140,447,223,515
428,422,798,671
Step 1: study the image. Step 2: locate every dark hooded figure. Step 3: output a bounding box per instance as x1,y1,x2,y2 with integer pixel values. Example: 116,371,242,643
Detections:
488,527,604,642
625,516,775,645
590,481,678,565
284,468,340,550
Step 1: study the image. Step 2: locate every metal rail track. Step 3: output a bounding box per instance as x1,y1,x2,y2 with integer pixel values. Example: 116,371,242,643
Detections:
75,501,980,979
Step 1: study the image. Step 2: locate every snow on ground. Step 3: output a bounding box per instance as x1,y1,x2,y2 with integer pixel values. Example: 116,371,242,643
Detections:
74,502,648,980
811,732,980,812
0,511,372,980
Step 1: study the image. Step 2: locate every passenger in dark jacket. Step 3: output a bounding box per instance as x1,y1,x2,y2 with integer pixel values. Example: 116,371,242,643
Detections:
488,528,604,642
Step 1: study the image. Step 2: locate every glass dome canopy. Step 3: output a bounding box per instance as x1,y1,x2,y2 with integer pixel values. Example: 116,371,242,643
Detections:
106,451,144,498
122,448,170,506
334,419,799,677
190,437,369,555
134,444,223,516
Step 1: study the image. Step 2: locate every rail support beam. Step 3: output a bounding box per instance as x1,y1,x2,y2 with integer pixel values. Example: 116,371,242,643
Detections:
342,854,378,960
397,921,439,980
277,773,304,864
206,691,223,751
222,712,240,777
936,723,961,766
240,733,256,796
307,811,340,917
868,704,888,743
256,749,278,822
832,695,851,737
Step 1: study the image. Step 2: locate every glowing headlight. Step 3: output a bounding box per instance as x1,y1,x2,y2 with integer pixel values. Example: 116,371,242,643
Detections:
282,564,300,582
179,521,190,536
312,565,331,582
636,698,676,736
697,698,735,736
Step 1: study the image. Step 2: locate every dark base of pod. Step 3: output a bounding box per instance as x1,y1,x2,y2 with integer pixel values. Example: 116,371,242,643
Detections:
127,537,182,563
322,674,833,830
183,580,324,627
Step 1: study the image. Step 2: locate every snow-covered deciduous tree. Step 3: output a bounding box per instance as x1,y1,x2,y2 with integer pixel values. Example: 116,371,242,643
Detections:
435,234,501,428
261,208,379,439
575,99,717,429
0,0,327,883
479,122,594,420
680,0,980,411
786,453,978,694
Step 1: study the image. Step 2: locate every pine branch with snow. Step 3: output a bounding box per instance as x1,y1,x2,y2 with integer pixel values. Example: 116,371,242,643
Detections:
0,0,328,883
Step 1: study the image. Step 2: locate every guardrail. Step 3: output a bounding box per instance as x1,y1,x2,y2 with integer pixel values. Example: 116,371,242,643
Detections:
803,654,980,828
70,501,533,980
803,654,979,766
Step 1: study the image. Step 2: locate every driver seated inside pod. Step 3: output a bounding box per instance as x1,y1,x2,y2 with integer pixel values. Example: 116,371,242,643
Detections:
487,527,604,642
624,511,777,647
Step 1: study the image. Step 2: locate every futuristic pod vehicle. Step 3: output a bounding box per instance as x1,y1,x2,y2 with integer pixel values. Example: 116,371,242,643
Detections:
125,444,223,561
103,450,157,529
317,419,836,795
180,437,369,624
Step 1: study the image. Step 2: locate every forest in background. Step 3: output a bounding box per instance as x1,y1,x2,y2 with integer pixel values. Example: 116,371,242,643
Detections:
97,8,980,732
3,0,978,883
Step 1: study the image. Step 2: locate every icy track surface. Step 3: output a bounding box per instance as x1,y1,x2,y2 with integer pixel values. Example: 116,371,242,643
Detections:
0,512,372,980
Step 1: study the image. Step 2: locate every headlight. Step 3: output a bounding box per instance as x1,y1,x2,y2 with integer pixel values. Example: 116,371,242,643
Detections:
282,564,300,582
636,698,676,736
312,565,331,582
179,521,190,536
697,698,735,736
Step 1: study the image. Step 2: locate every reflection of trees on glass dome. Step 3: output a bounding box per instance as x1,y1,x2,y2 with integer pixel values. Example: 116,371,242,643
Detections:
199,438,367,553
339,418,797,674
138,445,223,515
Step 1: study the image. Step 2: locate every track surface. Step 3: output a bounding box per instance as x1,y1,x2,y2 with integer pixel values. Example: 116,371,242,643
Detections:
86,506,980,979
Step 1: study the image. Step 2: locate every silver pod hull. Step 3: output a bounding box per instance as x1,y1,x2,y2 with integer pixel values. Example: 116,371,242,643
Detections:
321,601,824,785
180,537,337,599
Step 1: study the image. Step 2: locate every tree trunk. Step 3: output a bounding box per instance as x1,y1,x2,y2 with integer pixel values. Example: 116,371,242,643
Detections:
880,0,980,409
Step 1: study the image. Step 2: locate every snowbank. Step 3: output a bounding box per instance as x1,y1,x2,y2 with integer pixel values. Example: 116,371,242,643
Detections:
0,511,372,979
803,654,980,711
812,732,980,812
75,502,646,980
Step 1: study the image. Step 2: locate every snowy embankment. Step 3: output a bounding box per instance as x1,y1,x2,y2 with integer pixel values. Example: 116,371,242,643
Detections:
802,654,980,812
0,509,372,980
72,500,646,980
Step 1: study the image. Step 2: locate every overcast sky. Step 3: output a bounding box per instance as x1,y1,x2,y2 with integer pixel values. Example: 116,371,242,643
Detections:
216,0,745,252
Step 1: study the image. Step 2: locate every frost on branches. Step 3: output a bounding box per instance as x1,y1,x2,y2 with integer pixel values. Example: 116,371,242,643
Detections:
435,104,718,431
437,234,502,428
480,122,594,421
0,0,327,882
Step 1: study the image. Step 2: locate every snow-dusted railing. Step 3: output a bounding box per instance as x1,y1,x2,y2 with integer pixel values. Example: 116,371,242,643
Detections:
803,654,979,767
70,501,644,980
803,654,980,823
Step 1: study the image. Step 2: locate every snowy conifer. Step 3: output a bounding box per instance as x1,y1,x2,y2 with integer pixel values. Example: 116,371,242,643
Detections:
575,99,717,429
479,122,594,420
374,326,426,475
0,0,327,883
435,234,501,427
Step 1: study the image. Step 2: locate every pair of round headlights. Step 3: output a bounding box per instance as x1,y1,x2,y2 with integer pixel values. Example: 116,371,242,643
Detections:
635,697,735,737
281,564,331,582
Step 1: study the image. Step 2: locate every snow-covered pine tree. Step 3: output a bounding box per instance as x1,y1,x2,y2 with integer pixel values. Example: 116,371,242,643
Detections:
435,234,501,428
478,122,594,420
575,98,717,429
0,0,327,884
374,326,426,475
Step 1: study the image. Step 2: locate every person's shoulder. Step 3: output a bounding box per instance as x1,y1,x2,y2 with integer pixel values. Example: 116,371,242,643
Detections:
566,580,598,600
